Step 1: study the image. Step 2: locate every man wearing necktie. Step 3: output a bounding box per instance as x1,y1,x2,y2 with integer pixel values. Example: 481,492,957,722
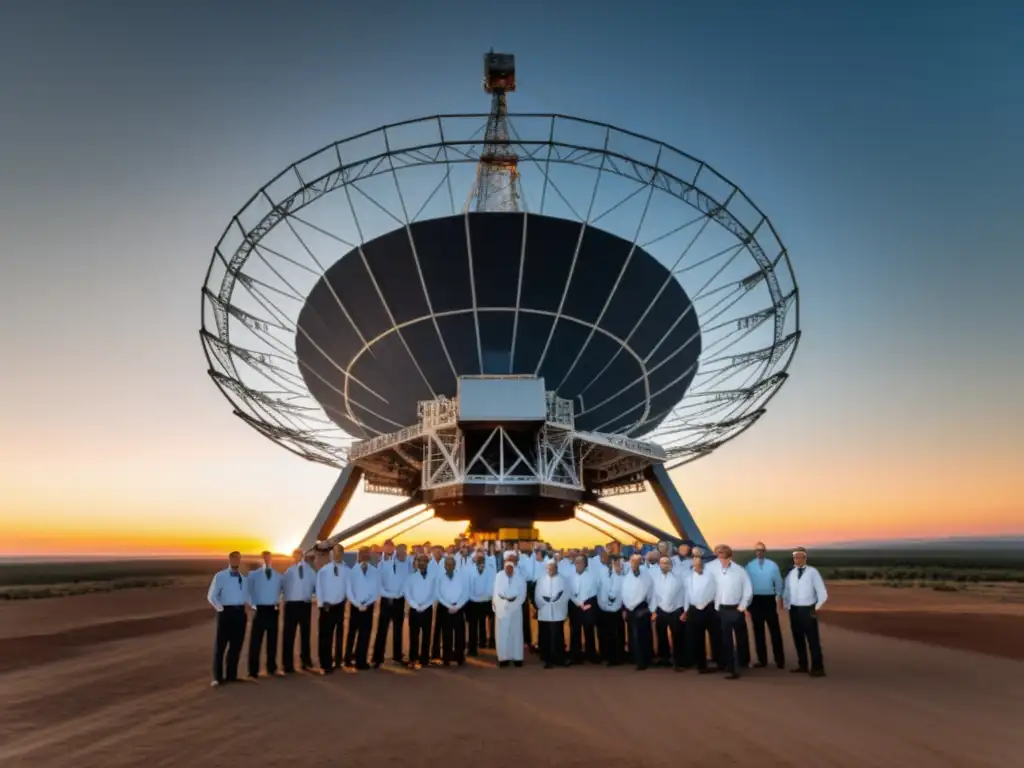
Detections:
315,545,348,674
345,548,380,670
436,555,469,666
207,550,248,686
744,541,786,670
373,540,410,668
568,555,601,665
782,547,829,677
281,548,316,673
246,550,284,678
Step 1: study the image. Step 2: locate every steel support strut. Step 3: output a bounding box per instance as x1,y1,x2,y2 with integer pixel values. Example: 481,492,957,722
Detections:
305,495,424,554
298,465,364,551
645,464,709,549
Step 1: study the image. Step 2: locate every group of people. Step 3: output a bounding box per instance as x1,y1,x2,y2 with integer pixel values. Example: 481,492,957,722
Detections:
206,537,829,687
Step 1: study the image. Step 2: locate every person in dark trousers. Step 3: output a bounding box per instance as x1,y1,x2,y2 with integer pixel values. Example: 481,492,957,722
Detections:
597,555,626,666
314,545,347,674
534,560,569,668
281,548,316,673
373,541,410,667
744,541,786,669
651,556,687,670
404,555,436,669
345,548,380,670
436,556,469,666
711,544,753,680
520,544,542,652
246,550,283,678
783,547,829,677
567,555,601,664
207,550,248,686
622,554,654,670
465,555,493,656
685,549,723,673
426,547,447,661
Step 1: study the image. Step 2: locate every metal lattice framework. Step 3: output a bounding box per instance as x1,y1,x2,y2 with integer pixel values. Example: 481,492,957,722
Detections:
200,113,800,472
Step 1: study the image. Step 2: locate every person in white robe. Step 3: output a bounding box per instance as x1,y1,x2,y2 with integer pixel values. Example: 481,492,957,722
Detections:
534,560,569,669
492,553,527,666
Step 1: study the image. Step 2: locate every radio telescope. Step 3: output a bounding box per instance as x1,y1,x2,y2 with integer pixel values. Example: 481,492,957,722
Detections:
199,52,800,552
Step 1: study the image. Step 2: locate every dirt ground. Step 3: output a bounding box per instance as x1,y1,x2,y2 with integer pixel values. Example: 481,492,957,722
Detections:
1,581,1022,767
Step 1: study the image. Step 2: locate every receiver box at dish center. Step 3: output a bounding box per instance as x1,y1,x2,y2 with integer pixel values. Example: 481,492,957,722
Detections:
456,375,547,424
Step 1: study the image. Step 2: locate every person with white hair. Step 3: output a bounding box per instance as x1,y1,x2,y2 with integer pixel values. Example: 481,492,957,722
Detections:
567,555,601,664
745,541,785,670
622,554,655,670
493,552,528,667
712,544,753,680
783,546,828,677
534,560,569,669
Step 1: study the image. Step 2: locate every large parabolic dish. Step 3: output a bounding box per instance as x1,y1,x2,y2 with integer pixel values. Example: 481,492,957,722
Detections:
199,53,800,550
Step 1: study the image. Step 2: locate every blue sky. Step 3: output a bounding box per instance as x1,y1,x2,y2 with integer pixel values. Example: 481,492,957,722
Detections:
0,0,1020,553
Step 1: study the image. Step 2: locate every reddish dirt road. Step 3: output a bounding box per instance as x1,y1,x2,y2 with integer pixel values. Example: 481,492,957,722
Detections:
1,582,1022,767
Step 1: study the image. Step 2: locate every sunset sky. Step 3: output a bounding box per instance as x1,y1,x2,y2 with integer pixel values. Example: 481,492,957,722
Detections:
1,1,1021,557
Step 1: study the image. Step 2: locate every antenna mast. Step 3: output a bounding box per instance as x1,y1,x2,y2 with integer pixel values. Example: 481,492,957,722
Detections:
472,51,520,212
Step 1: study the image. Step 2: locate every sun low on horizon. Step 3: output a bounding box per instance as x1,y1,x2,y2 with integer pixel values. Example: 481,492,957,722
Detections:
1,5,1022,561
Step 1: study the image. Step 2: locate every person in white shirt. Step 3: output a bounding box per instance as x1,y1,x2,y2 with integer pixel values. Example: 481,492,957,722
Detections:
436,555,469,666
783,546,829,677
685,548,723,673
454,541,475,574
534,560,569,669
207,550,248,686
345,548,380,670
493,553,528,667
281,548,316,673
525,546,547,653
651,556,688,671
247,550,283,678
315,545,347,674
404,555,436,669
568,555,601,665
517,542,537,652
712,544,753,679
427,546,446,661
466,555,494,656
672,542,693,576
622,554,655,670
597,554,626,666
373,540,410,668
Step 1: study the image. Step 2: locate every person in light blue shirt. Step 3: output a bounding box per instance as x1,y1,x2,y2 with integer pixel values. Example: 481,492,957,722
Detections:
207,550,248,686
744,541,785,669
281,548,316,673
247,550,283,678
